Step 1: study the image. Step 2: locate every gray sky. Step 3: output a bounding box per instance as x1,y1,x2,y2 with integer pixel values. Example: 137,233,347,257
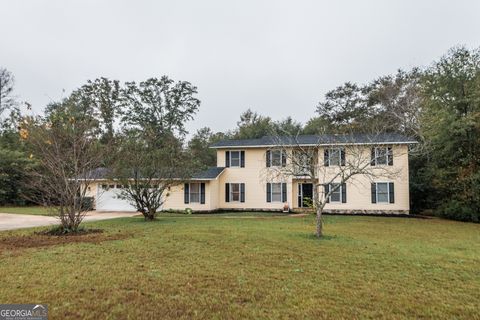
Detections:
1,0,479,134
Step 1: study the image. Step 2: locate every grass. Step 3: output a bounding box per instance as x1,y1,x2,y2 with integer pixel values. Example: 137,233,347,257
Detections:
0,213,479,319
0,206,54,216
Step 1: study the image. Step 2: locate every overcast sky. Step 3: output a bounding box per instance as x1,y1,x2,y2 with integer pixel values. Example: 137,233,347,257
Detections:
1,0,479,134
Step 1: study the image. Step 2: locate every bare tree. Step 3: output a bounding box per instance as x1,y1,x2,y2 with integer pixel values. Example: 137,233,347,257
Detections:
265,132,405,238
22,99,107,233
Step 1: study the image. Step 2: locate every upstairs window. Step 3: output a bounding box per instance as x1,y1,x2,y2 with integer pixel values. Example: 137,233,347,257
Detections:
324,148,345,166
225,151,245,168
371,147,393,166
266,150,286,167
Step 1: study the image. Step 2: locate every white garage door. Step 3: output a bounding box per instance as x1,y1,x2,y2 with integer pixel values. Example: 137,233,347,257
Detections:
96,184,137,212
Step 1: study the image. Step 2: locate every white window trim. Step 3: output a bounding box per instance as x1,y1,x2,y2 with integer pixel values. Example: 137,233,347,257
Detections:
270,182,284,203
269,149,285,167
328,183,343,203
375,182,391,203
328,148,343,166
229,183,241,202
374,147,392,166
229,150,242,167
189,182,201,203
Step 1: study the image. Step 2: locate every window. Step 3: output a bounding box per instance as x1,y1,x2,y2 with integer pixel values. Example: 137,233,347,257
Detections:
267,149,286,167
373,147,393,166
293,152,314,175
329,148,341,166
189,183,200,203
325,183,346,203
230,183,240,202
271,150,282,167
101,184,108,190
376,182,389,203
271,183,282,202
330,183,341,202
230,151,241,167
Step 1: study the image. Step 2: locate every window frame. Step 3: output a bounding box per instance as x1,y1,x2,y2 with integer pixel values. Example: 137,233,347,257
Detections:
374,147,391,166
189,182,201,203
270,183,283,202
329,183,342,202
229,150,241,167
270,150,283,167
328,148,342,166
375,182,390,203
230,183,241,202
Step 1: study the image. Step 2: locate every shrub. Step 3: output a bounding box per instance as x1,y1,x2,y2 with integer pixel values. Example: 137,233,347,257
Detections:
437,200,479,223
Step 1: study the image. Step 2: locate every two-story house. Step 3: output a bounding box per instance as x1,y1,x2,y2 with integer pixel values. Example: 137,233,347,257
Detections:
87,133,416,214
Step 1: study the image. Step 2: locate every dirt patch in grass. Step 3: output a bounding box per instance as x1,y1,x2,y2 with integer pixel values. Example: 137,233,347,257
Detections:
0,230,130,251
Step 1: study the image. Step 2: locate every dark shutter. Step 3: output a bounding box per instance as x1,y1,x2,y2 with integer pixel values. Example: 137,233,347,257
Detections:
266,183,271,202
266,150,271,167
371,183,377,203
341,183,346,203
240,183,245,203
324,149,329,166
225,183,230,202
387,147,393,166
282,183,287,202
225,151,230,167
341,149,346,166
324,184,330,203
371,148,376,166
281,150,287,167
298,184,302,207
240,151,245,167
184,183,190,204
389,182,395,203
200,183,206,204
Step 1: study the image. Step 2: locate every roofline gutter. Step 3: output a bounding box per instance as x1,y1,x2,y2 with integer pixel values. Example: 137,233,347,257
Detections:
209,141,418,149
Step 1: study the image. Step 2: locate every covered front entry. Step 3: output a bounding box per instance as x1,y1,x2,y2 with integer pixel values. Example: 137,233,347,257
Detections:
297,183,313,208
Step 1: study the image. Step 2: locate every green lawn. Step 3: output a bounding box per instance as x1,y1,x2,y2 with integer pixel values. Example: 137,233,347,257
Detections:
0,206,54,216
0,214,479,319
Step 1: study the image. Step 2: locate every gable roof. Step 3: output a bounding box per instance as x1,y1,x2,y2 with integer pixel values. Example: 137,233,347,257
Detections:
210,133,417,149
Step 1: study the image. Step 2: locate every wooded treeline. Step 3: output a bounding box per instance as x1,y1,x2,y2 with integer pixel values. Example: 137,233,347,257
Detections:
0,46,478,222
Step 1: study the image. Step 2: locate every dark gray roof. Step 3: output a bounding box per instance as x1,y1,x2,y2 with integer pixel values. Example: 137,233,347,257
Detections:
192,167,225,180
210,133,417,148
81,167,225,181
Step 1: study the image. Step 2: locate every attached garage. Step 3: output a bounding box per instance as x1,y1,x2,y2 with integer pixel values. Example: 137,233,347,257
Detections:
95,184,137,212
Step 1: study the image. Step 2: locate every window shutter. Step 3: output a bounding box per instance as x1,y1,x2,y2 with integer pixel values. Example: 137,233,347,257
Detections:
225,183,230,202
341,149,346,166
184,183,190,204
266,150,271,167
281,150,287,167
297,184,302,207
324,149,329,166
371,183,377,203
200,183,206,204
324,184,330,203
266,183,271,202
389,182,395,203
240,151,245,167
225,151,230,167
282,183,287,202
240,183,245,203
371,148,376,166
387,147,393,166
341,183,346,203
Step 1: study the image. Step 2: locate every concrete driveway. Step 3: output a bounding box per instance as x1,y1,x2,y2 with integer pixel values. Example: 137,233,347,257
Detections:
0,211,138,231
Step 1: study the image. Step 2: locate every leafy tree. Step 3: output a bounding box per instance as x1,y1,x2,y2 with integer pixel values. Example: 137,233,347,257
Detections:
114,76,201,220
420,46,480,222
234,109,274,139
188,127,223,167
274,116,302,135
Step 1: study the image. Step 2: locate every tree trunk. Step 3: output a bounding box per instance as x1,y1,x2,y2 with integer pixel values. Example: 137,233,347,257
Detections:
316,207,323,238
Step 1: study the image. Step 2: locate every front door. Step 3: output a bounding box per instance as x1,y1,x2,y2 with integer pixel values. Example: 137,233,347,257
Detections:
298,183,313,208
